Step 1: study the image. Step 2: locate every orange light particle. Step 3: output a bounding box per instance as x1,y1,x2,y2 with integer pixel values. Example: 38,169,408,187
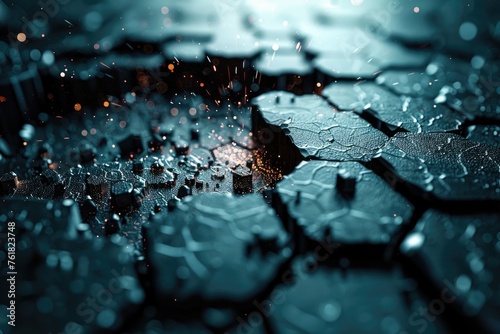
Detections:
17,33,27,42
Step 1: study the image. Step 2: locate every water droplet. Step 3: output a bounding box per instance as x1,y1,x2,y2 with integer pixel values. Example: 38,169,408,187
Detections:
401,232,425,255
97,309,116,328
471,55,485,69
459,22,478,41
456,274,471,293
319,301,341,322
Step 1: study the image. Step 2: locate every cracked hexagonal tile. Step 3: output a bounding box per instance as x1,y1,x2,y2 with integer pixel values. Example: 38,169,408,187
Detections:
267,258,451,334
376,56,470,98
205,16,261,59
377,58,500,121
0,199,144,334
143,193,291,305
376,69,443,99
252,91,388,164
401,210,500,333
376,132,500,202
313,56,381,80
364,39,431,70
255,50,312,77
302,25,430,71
275,160,413,251
322,81,465,134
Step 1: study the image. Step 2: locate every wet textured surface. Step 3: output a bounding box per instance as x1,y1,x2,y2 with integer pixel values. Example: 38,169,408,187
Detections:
0,199,144,334
275,160,413,248
376,132,500,202
467,125,500,148
252,92,388,162
267,258,450,334
377,57,500,121
143,193,291,304
401,210,500,333
322,81,465,134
